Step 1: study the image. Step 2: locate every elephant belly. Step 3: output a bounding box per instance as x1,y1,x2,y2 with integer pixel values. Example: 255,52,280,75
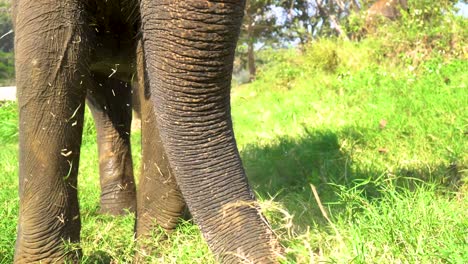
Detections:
89,38,138,82
88,0,140,81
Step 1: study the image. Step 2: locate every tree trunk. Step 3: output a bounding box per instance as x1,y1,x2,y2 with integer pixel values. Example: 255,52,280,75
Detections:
315,0,349,40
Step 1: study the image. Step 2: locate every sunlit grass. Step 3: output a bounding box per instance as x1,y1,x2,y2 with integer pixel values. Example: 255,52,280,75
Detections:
0,49,466,263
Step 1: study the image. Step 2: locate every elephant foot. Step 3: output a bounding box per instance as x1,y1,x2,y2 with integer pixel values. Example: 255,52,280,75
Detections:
99,182,136,215
100,194,136,215
14,251,81,264
134,207,183,259
15,238,82,263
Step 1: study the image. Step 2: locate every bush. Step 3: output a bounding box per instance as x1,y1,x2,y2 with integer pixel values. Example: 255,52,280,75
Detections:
304,39,340,74
0,51,14,86
360,0,467,65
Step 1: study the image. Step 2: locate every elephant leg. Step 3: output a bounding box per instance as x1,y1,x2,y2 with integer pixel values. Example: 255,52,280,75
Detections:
134,41,186,252
14,1,91,262
140,1,282,263
86,75,136,215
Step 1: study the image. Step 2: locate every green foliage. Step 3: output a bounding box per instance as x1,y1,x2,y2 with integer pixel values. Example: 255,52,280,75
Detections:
303,39,340,73
0,0,13,53
253,48,303,88
348,0,467,65
346,11,366,38
0,0,14,85
0,51,14,85
0,101,17,143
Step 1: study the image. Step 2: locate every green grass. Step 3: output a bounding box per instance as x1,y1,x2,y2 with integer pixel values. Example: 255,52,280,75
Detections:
0,43,467,263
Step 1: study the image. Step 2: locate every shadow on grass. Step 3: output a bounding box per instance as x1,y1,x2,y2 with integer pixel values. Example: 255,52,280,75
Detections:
240,127,464,228
84,251,112,264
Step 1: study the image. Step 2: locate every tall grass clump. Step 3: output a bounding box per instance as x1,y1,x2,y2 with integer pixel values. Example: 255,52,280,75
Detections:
281,180,468,263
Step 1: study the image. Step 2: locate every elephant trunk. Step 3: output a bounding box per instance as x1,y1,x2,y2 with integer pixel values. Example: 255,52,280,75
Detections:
140,0,281,262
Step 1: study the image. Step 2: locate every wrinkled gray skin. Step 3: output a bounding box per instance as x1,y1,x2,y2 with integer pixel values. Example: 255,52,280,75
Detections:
86,75,137,215
13,0,281,263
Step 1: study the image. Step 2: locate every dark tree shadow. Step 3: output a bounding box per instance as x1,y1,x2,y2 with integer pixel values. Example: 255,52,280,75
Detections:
240,127,465,228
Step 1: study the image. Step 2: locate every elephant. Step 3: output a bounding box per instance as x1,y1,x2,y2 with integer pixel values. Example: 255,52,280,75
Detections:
13,0,282,263
86,75,137,215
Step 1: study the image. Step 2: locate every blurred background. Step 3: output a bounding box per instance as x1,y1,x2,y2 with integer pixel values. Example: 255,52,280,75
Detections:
1,0,467,87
